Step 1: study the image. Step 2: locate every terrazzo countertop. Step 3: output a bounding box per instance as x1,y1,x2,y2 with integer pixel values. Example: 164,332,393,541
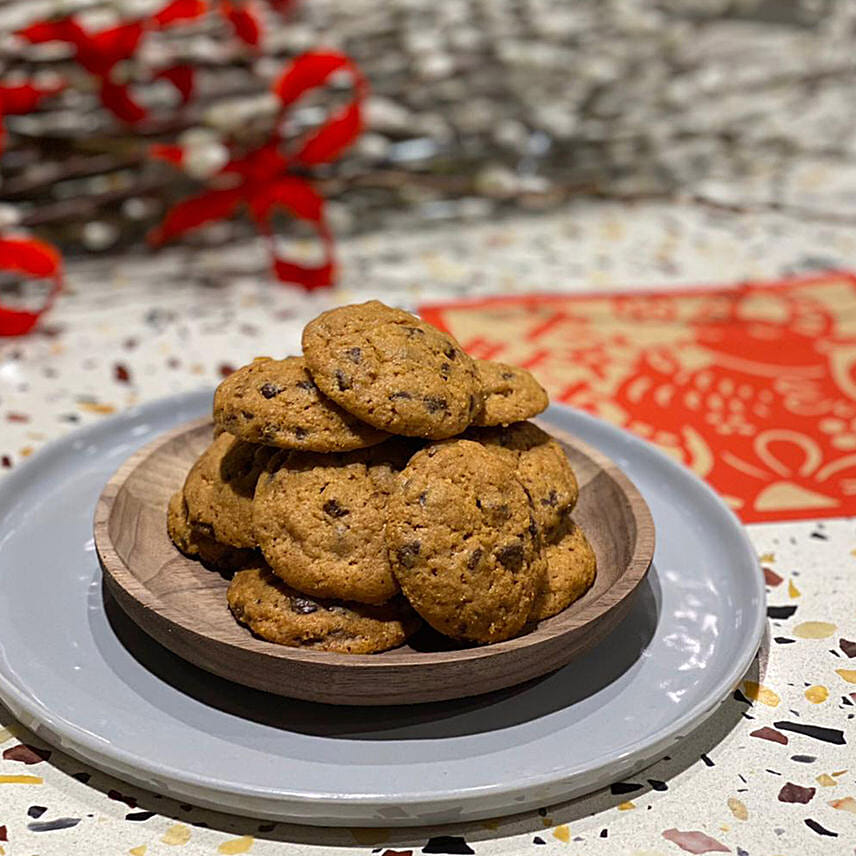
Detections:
1,199,855,854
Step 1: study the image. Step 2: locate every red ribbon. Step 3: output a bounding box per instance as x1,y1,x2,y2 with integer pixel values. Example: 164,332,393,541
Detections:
149,51,365,290
14,0,290,126
15,0,205,124
151,0,208,28
220,0,263,46
0,82,65,153
13,0,299,126
0,237,63,337
154,65,195,104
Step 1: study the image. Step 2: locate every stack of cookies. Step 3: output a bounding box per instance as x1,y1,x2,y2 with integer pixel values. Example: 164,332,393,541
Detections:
167,300,596,653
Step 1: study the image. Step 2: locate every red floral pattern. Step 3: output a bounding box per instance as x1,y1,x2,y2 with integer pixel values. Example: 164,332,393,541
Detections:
420,273,856,523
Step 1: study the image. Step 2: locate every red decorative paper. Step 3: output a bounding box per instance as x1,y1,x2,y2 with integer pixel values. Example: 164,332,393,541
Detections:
420,273,856,523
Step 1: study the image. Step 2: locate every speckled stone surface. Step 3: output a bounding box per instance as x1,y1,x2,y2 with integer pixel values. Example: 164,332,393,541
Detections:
1,200,855,853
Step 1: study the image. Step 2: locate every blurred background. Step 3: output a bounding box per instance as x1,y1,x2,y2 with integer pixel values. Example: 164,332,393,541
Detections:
3,0,856,264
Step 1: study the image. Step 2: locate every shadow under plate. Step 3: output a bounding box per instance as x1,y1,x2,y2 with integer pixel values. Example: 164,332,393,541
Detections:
95,564,661,741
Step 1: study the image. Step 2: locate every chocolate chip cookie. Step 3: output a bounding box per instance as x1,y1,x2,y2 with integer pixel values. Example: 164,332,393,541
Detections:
302,300,482,439
214,356,390,452
166,490,257,572
227,565,421,653
530,520,597,621
183,432,274,549
387,439,542,643
465,422,578,539
253,441,415,604
472,359,549,426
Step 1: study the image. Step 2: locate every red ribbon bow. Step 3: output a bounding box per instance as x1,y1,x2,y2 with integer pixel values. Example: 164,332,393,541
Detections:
1,2,357,335
149,51,365,290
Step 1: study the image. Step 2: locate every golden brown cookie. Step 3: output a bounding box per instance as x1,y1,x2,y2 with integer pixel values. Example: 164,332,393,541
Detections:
166,491,257,572
387,439,542,644
472,360,549,426
183,432,274,549
227,565,421,654
253,440,415,604
302,300,482,439
530,520,597,621
465,422,578,540
214,356,390,452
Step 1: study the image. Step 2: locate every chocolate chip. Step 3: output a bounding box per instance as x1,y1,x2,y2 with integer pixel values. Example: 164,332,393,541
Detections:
396,541,421,569
501,371,514,380
259,382,282,399
540,490,558,507
444,345,457,359
404,326,424,337
241,410,255,420
335,369,351,391
294,426,308,440
389,391,412,400
495,542,525,572
467,548,483,570
194,522,215,538
345,347,362,364
528,516,539,540
423,395,448,413
418,491,428,507
440,362,451,376
296,379,316,392
323,499,349,518
482,501,510,524
292,597,318,614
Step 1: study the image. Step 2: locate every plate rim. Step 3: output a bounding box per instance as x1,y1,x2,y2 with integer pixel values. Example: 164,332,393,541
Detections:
0,391,766,812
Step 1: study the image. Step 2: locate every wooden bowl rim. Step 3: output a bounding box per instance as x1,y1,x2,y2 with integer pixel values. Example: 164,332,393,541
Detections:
94,417,655,670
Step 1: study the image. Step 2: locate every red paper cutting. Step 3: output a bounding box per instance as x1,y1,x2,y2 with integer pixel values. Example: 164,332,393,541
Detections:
420,272,856,524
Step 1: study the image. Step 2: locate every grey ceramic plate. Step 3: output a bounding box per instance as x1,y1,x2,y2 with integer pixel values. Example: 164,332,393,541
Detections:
0,392,765,826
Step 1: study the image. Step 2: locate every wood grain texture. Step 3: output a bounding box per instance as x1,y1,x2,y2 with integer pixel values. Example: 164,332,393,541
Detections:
94,416,655,706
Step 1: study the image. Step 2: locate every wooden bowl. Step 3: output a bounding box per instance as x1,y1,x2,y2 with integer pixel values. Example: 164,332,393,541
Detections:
94,417,654,706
